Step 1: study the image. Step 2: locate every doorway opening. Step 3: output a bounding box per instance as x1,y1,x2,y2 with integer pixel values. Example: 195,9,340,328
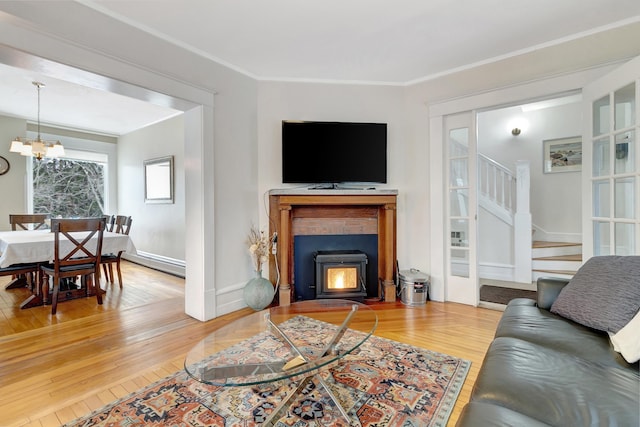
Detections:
476,92,584,305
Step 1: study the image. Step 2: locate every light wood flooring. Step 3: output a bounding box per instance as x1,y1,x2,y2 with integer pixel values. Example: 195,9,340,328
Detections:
0,261,502,427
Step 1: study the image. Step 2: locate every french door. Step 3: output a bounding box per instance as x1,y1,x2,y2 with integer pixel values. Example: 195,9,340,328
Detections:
582,56,640,258
444,112,478,305
430,55,639,306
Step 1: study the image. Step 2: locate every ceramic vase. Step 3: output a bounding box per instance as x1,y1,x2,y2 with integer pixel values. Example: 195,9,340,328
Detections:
243,270,274,311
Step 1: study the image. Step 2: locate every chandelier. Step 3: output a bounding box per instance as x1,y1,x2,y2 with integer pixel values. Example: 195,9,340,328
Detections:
9,81,65,160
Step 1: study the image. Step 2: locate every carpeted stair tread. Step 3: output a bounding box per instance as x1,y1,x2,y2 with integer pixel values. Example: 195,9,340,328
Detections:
480,285,536,305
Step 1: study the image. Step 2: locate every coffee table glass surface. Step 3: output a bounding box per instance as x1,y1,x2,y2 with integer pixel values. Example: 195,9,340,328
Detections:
184,299,378,387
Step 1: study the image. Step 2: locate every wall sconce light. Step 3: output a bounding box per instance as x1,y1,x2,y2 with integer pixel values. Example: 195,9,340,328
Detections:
508,117,528,136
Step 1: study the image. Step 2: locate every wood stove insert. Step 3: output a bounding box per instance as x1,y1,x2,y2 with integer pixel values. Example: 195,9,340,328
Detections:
314,250,368,301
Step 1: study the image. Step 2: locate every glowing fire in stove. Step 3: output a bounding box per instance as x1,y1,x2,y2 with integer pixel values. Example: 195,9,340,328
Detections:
327,267,358,290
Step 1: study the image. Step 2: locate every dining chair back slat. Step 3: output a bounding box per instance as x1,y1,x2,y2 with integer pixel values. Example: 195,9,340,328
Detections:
103,215,115,232
10,214,49,231
113,215,132,235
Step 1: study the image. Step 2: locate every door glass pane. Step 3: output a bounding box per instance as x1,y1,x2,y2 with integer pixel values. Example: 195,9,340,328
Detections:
450,159,468,186
450,220,469,278
449,189,468,217
593,95,610,137
449,128,468,156
615,223,635,255
593,221,611,255
450,248,469,278
592,137,610,177
450,219,468,248
614,83,636,130
614,177,635,219
592,180,610,217
615,131,635,174
448,122,471,280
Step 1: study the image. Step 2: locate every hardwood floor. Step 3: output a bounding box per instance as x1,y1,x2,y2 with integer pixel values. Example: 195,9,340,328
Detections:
0,261,502,426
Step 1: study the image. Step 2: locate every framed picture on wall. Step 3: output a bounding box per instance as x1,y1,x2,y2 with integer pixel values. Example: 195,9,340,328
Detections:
543,136,582,173
144,155,174,204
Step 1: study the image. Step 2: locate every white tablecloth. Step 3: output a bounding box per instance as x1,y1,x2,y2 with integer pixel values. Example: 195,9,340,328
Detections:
0,230,137,268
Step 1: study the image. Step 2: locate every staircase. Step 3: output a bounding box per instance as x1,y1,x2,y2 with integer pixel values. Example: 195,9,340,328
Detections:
532,241,582,281
477,152,583,284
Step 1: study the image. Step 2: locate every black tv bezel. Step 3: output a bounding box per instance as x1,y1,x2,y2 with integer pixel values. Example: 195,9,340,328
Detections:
281,120,388,185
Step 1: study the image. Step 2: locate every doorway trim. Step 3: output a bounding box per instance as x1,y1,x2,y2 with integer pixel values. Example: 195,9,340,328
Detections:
0,42,218,321
428,66,619,305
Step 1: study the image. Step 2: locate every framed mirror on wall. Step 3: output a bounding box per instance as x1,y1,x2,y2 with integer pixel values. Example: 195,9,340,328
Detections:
144,155,174,204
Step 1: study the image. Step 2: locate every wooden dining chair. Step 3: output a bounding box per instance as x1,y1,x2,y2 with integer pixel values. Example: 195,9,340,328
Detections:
102,215,132,288
9,213,49,230
0,263,40,291
5,213,49,289
40,218,105,315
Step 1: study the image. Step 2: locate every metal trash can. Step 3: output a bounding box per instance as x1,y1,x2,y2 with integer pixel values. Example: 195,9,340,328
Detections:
398,269,429,306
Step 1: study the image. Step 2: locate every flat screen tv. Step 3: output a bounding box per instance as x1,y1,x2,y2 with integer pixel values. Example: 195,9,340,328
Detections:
282,120,387,185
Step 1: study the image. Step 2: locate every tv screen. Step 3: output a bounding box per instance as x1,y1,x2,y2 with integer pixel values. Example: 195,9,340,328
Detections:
282,120,387,184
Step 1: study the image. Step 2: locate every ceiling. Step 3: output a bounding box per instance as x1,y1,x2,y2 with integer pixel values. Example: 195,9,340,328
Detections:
0,63,183,136
1,0,639,136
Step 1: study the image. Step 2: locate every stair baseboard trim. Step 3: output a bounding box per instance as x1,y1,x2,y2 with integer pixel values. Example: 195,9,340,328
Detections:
531,226,582,244
479,262,515,282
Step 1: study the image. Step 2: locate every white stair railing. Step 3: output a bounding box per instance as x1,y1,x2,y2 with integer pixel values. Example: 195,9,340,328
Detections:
478,153,517,216
478,155,532,283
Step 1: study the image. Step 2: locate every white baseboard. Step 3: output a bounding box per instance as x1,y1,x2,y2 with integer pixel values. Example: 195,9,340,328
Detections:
532,225,582,243
123,251,185,278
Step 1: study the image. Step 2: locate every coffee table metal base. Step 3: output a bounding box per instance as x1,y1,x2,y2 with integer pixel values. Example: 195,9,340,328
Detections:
184,300,377,426
262,372,355,426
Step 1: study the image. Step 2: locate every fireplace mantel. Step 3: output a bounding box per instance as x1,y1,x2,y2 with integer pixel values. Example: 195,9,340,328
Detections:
269,189,398,306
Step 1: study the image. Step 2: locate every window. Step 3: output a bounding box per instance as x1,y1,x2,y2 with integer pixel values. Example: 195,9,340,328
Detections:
31,149,108,218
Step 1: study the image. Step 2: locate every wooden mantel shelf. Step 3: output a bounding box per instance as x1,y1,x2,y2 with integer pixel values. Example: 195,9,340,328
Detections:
269,189,398,306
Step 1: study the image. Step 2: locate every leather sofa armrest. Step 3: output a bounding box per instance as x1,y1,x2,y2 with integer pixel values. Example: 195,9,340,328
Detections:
536,277,570,310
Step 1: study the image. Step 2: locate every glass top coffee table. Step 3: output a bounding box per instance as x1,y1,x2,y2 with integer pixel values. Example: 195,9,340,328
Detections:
184,299,378,426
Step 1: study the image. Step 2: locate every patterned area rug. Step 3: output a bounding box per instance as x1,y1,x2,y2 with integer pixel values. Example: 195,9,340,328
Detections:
63,317,470,427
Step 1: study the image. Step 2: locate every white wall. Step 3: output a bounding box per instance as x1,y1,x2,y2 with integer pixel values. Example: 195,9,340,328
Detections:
117,115,186,274
0,115,27,230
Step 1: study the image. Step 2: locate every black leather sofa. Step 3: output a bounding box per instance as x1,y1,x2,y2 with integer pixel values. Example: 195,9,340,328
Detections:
456,276,640,426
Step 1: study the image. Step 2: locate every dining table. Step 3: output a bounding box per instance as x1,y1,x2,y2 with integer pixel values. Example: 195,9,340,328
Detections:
0,229,137,309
